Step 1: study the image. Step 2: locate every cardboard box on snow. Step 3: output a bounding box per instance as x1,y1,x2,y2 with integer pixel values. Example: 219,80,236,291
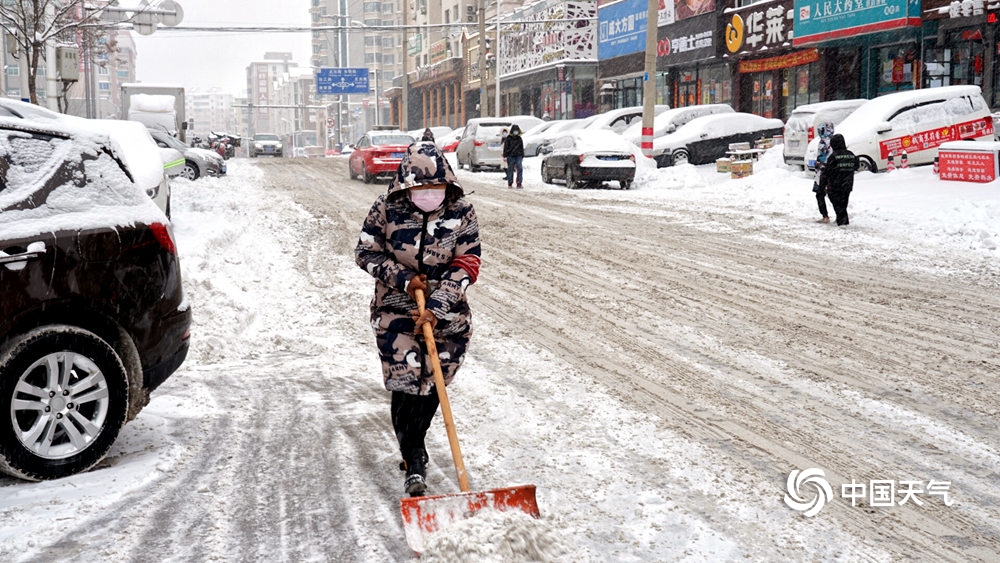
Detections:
731,160,753,179
716,157,732,173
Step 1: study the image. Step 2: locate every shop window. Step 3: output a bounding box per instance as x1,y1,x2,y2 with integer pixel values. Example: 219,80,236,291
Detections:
614,77,641,108
700,64,732,106
924,32,985,89
875,44,918,93
783,61,820,118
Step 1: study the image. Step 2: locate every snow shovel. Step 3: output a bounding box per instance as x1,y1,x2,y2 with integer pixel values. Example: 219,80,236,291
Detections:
400,288,539,554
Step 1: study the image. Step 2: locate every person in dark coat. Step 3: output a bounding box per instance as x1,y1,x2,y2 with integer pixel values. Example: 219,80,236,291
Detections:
502,123,525,188
421,128,435,142
818,133,858,226
355,141,482,496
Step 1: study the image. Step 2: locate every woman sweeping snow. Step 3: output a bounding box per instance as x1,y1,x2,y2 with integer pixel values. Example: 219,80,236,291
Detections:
355,141,482,496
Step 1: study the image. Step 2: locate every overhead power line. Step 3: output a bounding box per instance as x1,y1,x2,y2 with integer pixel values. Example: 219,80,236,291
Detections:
122,18,597,34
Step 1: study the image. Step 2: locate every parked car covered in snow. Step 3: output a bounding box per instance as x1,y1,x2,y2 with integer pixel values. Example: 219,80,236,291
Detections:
782,99,866,169
540,129,636,189
651,112,784,168
408,126,453,143
582,105,672,134
622,104,735,147
530,119,589,156
0,117,191,481
0,99,174,217
149,128,226,180
520,121,559,156
804,85,994,172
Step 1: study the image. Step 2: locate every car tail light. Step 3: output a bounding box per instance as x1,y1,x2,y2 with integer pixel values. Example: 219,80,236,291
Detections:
150,222,177,254
807,127,815,141
628,154,636,162
474,140,484,147
579,154,585,164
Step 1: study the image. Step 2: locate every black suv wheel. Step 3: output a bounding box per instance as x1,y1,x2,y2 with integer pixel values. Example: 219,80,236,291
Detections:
0,327,129,480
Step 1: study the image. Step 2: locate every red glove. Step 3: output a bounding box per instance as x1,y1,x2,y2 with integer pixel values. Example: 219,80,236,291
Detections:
411,309,438,334
406,274,428,303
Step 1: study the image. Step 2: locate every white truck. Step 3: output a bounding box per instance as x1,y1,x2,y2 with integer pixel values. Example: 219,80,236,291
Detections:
121,83,187,141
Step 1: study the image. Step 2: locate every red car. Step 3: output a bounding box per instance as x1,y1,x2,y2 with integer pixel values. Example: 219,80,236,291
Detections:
348,131,415,183
440,127,464,152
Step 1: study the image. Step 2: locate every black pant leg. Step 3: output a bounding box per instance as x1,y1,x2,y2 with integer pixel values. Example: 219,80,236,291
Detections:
829,191,850,225
815,191,829,218
391,391,440,463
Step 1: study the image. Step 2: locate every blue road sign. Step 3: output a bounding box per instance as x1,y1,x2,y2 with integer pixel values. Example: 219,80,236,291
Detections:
316,68,370,95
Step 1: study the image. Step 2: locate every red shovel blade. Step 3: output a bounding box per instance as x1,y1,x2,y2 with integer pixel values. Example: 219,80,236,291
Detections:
400,484,539,554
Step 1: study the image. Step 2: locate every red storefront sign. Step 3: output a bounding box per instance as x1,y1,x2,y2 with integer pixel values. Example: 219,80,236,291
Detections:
878,117,995,159
738,49,819,73
938,150,998,182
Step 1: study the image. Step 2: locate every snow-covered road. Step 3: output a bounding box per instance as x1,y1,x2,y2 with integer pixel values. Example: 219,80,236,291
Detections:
2,152,998,562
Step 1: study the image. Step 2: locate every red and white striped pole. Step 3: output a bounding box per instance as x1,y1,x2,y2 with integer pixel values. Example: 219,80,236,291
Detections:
641,126,654,157
640,0,658,159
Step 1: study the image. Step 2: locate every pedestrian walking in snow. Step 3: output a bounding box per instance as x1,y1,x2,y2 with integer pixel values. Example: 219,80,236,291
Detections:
421,128,435,142
355,141,482,497
811,122,835,223
818,133,858,226
502,123,525,188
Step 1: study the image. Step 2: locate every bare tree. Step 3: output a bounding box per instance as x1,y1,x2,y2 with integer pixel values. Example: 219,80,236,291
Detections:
0,1,88,104
0,0,135,106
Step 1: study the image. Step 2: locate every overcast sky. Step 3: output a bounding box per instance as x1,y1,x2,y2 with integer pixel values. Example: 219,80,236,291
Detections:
127,0,313,97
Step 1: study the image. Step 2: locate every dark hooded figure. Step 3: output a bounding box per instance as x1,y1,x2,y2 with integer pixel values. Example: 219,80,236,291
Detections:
818,133,858,226
355,141,481,497
421,128,435,142
502,123,525,188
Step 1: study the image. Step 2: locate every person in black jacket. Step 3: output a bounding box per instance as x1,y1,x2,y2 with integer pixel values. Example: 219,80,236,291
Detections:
818,133,858,226
502,124,525,188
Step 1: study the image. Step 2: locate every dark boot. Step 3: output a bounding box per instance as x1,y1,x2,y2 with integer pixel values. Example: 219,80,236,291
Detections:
402,449,428,497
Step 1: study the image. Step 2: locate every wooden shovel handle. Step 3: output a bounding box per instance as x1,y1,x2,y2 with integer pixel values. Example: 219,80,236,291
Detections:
414,288,470,492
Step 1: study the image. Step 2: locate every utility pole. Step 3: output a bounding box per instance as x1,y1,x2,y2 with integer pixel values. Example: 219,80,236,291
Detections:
477,0,486,117
401,0,409,130
494,3,501,118
640,0,658,158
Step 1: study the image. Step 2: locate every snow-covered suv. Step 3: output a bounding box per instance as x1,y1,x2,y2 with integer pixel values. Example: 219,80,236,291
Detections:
0,118,191,481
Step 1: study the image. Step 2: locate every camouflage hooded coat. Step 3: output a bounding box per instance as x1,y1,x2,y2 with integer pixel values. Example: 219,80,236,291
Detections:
355,141,482,395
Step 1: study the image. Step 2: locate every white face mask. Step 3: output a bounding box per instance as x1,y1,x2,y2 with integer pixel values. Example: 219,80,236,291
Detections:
410,187,446,212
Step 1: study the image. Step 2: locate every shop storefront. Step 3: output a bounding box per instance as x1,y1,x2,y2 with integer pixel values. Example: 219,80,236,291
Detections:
921,0,999,107
597,0,678,110
792,0,922,99
722,0,837,118
493,0,599,119
656,12,729,108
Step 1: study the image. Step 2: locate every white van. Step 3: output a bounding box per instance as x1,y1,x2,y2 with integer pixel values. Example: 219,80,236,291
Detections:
455,115,543,171
622,104,735,147
783,99,866,169
805,85,993,172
